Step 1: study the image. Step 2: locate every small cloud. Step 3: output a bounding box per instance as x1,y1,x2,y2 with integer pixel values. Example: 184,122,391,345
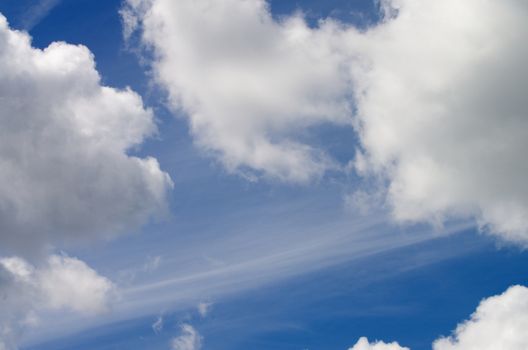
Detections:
0,254,115,348
152,315,163,334
349,285,528,350
433,285,528,350
197,302,212,318
19,0,62,30
143,255,163,273
170,324,202,350
348,337,409,350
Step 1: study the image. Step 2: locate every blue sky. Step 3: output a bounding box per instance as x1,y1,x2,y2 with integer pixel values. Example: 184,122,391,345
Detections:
0,1,527,350
27,232,528,350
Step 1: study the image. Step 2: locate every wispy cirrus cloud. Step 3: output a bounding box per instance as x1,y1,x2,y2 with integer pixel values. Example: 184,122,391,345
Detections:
19,0,62,30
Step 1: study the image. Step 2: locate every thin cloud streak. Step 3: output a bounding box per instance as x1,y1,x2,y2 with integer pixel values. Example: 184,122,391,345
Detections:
121,221,472,308
21,219,476,348
20,0,62,30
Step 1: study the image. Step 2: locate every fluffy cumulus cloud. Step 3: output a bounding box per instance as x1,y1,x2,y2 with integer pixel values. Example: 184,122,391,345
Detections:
350,0,528,245
122,0,355,183
170,324,202,350
0,14,173,254
125,0,528,244
433,285,528,350
349,285,528,350
349,337,409,350
0,255,114,349
0,13,174,349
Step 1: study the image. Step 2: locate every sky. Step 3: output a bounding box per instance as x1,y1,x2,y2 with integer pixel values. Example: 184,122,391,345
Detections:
0,0,527,350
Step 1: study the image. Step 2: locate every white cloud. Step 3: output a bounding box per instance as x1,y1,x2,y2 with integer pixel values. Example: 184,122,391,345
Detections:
170,324,202,350
0,14,173,255
349,285,528,350
0,14,174,348
197,302,211,318
433,285,528,350
349,0,528,245
0,254,114,349
152,315,164,334
122,0,355,183
349,337,409,350
37,255,114,314
124,0,528,244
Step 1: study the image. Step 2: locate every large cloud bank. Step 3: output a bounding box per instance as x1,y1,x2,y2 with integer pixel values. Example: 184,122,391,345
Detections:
348,285,528,350
0,14,172,254
350,0,528,245
124,0,528,244
122,0,355,183
0,13,172,349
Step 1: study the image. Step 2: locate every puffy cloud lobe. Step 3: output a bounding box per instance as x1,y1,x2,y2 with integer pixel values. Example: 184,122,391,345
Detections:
0,255,114,349
171,324,202,350
433,285,528,350
349,337,409,350
123,0,355,183
350,0,528,245
124,0,528,244
37,255,114,314
0,14,173,254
